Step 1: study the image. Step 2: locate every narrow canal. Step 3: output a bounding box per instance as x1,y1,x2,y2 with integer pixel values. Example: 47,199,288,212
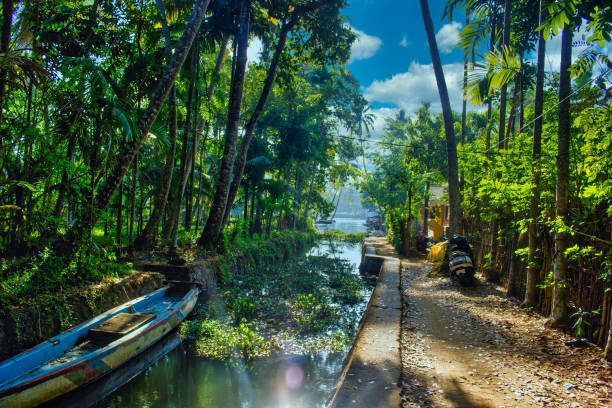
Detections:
93,218,370,408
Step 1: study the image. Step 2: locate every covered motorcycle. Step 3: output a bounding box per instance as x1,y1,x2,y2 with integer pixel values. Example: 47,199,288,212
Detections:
447,235,474,286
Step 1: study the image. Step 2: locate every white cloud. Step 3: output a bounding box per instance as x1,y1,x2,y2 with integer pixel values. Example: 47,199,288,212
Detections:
363,61,480,114
247,37,263,64
349,28,382,63
399,35,410,48
435,21,462,54
537,21,610,74
370,107,398,138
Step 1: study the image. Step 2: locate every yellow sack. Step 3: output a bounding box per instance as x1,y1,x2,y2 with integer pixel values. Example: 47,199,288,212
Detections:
427,241,448,262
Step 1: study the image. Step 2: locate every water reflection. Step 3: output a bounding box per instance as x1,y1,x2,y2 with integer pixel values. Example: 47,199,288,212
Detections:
100,349,344,408
97,237,366,408
314,217,367,234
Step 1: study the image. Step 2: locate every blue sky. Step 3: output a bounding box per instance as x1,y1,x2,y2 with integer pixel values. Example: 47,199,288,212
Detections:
340,0,611,137
342,0,472,135
344,0,465,93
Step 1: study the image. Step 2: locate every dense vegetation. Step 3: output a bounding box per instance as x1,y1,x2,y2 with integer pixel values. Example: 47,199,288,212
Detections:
362,0,611,357
181,248,371,361
1,0,611,364
0,0,368,301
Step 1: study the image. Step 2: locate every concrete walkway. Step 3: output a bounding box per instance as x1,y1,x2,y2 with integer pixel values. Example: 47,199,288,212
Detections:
327,237,402,408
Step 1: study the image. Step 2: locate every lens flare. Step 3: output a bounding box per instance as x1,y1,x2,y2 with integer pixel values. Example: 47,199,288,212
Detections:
284,364,304,390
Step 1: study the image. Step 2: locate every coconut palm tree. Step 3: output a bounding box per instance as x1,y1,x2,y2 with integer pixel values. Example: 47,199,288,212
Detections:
59,0,213,254
419,0,461,235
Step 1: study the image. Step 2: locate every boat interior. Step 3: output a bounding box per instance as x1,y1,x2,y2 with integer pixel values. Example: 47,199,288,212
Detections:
0,286,190,393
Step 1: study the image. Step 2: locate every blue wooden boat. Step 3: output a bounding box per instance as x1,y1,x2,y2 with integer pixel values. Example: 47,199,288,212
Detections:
0,285,198,408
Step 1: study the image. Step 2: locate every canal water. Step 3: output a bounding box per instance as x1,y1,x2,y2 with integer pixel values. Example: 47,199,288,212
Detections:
92,219,369,408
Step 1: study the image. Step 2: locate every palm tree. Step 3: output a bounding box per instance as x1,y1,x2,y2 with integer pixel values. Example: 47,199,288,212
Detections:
198,0,250,249
356,104,375,174
134,0,179,250
551,23,573,325
220,15,295,229
419,0,461,235
59,0,213,254
523,5,546,307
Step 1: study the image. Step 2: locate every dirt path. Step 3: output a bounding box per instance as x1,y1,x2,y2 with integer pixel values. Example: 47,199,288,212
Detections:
400,259,611,408
328,237,402,408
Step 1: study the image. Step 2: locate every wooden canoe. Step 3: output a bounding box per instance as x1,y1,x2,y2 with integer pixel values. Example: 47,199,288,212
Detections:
0,285,198,408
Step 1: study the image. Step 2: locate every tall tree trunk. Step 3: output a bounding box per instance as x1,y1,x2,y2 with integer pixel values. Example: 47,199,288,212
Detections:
605,305,612,361
165,40,199,253
53,130,76,218
303,162,317,219
422,180,430,235
523,26,546,307
134,0,178,250
116,181,123,252
504,72,521,149
253,194,263,234
460,14,468,191
0,0,14,123
243,183,249,220
194,147,205,234
419,0,460,235
184,164,195,230
128,154,138,254
488,3,510,282
605,229,612,360
198,0,250,249
206,34,230,100
60,0,212,254
331,186,343,220
485,98,492,158
551,24,573,325
484,23,495,160
497,0,511,151
221,18,293,228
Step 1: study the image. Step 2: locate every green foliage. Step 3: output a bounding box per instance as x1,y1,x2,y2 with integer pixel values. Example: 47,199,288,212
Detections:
0,245,132,306
291,293,337,333
231,296,258,324
183,245,371,359
319,229,366,244
570,308,599,338
181,319,271,361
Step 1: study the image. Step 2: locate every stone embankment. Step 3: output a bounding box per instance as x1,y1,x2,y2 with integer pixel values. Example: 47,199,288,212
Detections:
327,236,402,408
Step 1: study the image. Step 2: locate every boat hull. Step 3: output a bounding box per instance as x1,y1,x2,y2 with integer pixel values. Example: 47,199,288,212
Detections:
0,287,198,408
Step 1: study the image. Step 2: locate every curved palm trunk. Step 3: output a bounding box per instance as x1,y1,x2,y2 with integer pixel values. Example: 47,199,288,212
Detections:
53,129,76,218
186,36,228,233
198,0,250,249
206,34,230,101
303,162,317,219
523,26,546,307
135,0,178,250
164,41,199,252
419,0,460,235
221,19,293,229
60,0,212,254
551,24,573,325
331,186,343,220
